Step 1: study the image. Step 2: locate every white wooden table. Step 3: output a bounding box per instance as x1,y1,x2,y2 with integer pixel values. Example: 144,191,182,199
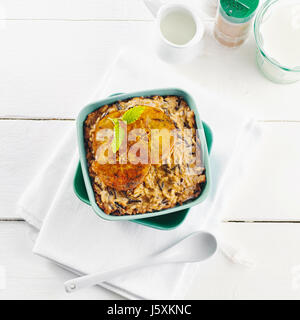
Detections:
1,0,300,300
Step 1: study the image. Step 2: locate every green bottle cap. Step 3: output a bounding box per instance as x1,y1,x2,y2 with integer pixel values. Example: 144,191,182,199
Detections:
220,0,259,24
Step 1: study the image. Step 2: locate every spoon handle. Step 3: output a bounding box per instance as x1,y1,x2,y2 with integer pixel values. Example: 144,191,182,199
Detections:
64,259,153,293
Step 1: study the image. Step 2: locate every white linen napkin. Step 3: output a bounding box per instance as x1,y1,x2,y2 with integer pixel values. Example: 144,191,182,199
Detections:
17,48,261,299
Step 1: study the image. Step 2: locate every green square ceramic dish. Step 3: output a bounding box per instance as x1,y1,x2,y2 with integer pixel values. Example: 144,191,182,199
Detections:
75,88,213,230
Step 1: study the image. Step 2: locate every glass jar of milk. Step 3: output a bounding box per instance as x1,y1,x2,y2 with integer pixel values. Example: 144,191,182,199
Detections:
254,0,300,84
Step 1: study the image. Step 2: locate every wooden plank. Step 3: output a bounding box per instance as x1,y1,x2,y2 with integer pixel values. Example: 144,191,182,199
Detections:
222,122,300,221
186,222,300,299
0,19,299,120
1,0,298,302
177,32,300,121
0,120,74,219
1,120,300,221
0,0,212,20
0,222,122,299
0,0,270,21
0,20,152,118
1,221,300,299
0,0,153,20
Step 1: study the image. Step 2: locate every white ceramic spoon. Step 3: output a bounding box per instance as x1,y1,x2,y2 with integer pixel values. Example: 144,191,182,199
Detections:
64,231,218,293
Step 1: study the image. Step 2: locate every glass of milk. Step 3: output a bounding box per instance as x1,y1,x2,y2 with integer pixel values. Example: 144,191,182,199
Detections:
254,0,300,84
144,0,205,64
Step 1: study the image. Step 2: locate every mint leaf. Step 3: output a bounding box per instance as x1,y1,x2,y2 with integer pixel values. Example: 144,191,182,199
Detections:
109,106,145,153
111,120,125,153
108,118,118,125
122,106,145,124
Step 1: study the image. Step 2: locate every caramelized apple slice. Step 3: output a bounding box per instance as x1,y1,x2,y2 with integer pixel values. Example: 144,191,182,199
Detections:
140,107,175,164
91,106,175,191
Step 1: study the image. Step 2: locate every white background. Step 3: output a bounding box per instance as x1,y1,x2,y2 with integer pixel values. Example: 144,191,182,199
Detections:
0,0,300,299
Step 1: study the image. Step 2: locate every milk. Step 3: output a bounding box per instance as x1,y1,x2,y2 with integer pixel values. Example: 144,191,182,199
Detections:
160,10,197,45
260,2,300,68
